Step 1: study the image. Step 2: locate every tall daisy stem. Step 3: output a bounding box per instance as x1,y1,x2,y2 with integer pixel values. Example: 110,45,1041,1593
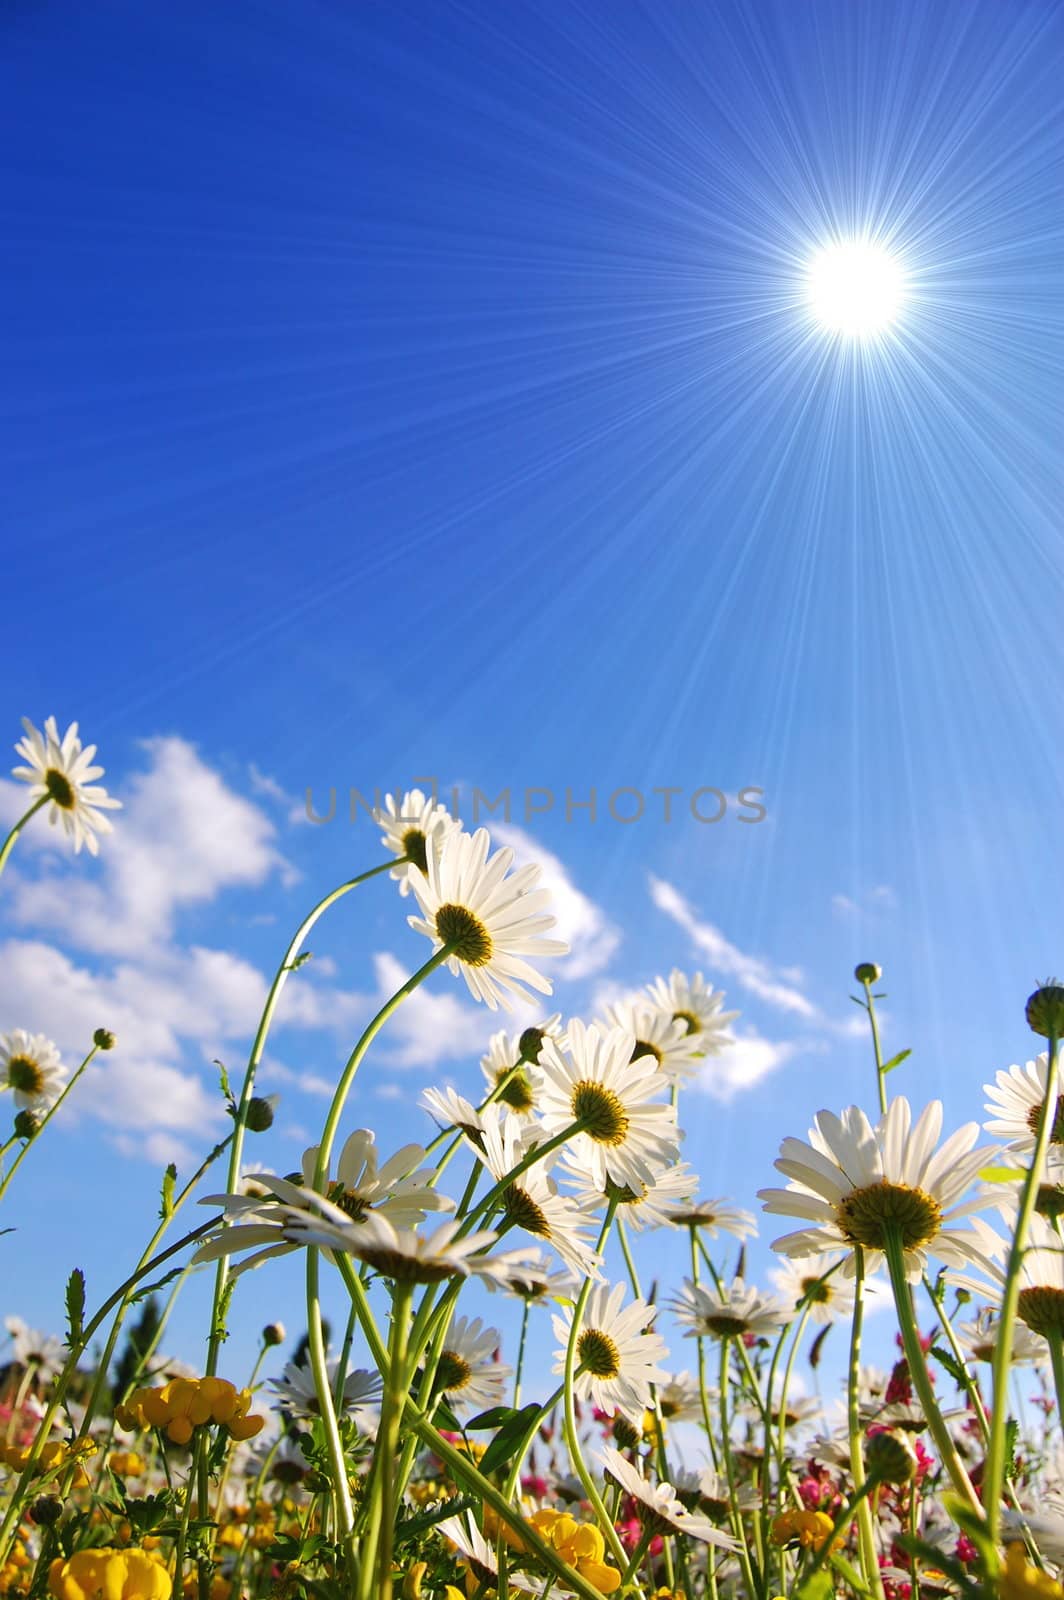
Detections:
0,795,47,882
882,1228,980,1516
718,1338,761,1600
848,1250,886,1600
985,1025,1059,1542
205,858,396,1376
859,970,889,1116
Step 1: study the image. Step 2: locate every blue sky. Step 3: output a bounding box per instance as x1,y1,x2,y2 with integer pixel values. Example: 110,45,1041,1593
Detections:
2,0,1063,1406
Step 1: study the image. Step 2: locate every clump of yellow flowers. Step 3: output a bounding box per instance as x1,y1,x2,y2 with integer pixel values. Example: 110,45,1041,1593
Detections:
0,1439,97,1488
528,1508,620,1594
769,1508,839,1552
48,1547,172,1600
116,1377,265,1446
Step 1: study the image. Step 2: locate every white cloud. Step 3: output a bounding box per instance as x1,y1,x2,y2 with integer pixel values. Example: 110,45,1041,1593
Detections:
649,876,818,1019
367,951,497,1069
7,737,294,958
492,823,620,980
832,885,897,918
690,1029,801,1101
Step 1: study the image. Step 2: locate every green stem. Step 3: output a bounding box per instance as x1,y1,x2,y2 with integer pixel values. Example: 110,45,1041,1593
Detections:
0,795,48,881
882,1229,980,1516
718,1337,760,1599
861,975,889,1116
1049,1331,1064,1438
513,1300,531,1409
363,1284,413,1600
205,858,396,1376
849,1251,887,1600
985,1027,1059,1542
305,1249,354,1543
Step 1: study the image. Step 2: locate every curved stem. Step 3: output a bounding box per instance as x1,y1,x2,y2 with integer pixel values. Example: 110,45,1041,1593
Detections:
205,858,396,1376
861,975,889,1116
0,795,47,881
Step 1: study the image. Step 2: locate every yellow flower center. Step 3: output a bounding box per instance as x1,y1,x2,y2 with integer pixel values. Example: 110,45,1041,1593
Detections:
1036,1184,1064,1221
800,1277,832,1304
44,769,75,809
571,1081,629,1144
6,1056,44,1095
701,1311,753,1337
435,1352,473,1393
503,1185,550,1236
495,1066,534,1112
329,1185,370,1224
673,1009,701,1035
401,828,428,873
576,1327,621,1379
1027,1097,1064,1144
631,1039,664,1067
834,1181,942,1251
435,904,493,966
1017,1286,1064,1338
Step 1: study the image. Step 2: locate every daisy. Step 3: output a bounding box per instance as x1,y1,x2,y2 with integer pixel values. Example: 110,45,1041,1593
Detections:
645,969,739,1052
432,1316,511,1416
537,1019,681,1192
659,1196,758,1240
655,1371,704,1425
407,827,568,1010
770,1252,856,1325
286,1208,503,1286
375,788,458,894
472,1107,602,1279
3,1317,67,1384
420,1085,486,1142
956,1306,1045,1367
670,1277,790,1341
984,1055,1064,1152
479,1247,576,1303
436,1513,498,1588
0,1031,67,1112
300,1129,454,1230
603,1000,703,1087
563,1149,699,1232
674,1466,762,1519
599,1448,739,1550
479,1019,559,1114
552,1281,668,1422
963,1214,1064,1340
758,1098,995,1281
270,1359,381,1431
12,716,121,855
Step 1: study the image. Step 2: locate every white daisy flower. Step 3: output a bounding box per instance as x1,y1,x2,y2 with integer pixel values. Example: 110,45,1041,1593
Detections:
963,1214,1064,1340
270,1358,381,1431
758,1098,996,1281
599,1448,740,1549
984,1054,1064,1152
3,1317,67,1383
407,827,568,1011
472,1107,602,1279
552,1281,668,1422
603,1000,703,1087
479,1020,559,1114
537,1019,681,1192
375,788,458,895
956,1306,1045,1367
670,1277,790,1341
13,716,121,855
479,1247,577,1303
436,1513,498,1586
285,1207,503,1286
0,1031,67,1112
674,1465,762,1518
563,1149,699,1232
645,969,739,1053
656,1371,704,1425
420,1085,486,1142
432,1316,511,1415
770,1252,856,1325
194,1130,453,1274
659,1196,758,1239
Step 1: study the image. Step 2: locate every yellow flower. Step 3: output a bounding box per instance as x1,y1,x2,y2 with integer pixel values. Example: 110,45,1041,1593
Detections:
529,1509,621,1594
1000,1542,1064,1600
108,1452,145,1478
770,1509,839,1552
0,1439,97,1489
48,1548,172,1600
116,1378,264,1444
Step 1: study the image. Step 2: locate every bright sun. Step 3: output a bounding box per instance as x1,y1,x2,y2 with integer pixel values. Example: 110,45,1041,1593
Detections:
807,240,905,337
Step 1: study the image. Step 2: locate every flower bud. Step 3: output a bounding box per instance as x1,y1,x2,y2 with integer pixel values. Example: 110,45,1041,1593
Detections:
30,1495,63,1526
262,1322,286,1347
518,1026,547,1062
855,963,882,985
1026,982,1064,1040
865,1428,918,1485
611,1415,641,1451
93,1028,116,1051
245,1096,275,1132
13,1110,40,1140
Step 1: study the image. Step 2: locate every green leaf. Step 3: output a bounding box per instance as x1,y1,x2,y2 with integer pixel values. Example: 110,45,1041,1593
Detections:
478,1404,543,1475
978,1166,1024,1184
159,1164,177,1220
1005,1416,1020,1480
214,1059,232,1102
129,1266,185,1306
65,1268,86,1346
881,1048,912,1074
808,1325,830,1371
465,1405,521,1430
929,1344,968,1387
795,1568,835,1600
